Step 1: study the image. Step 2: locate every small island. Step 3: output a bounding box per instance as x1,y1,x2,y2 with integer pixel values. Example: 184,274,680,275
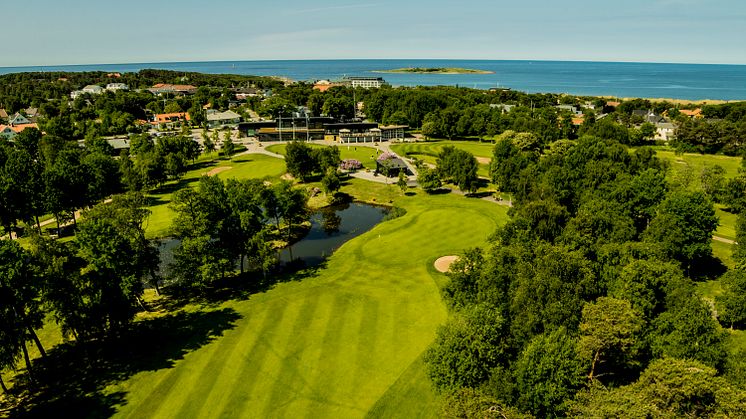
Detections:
373,67,494,74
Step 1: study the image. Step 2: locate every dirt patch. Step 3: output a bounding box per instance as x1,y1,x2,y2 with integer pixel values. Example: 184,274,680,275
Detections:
434,255,459,273
476,157,491,165
205,166,232,176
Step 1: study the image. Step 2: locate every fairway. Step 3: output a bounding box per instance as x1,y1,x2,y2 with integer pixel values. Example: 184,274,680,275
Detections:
111,189,509,418
266,143,384,170
390,141,494,177
655,149,742,179
145,154,286,238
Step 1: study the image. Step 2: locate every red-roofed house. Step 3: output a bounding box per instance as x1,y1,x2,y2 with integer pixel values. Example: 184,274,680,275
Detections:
0,123,39,140
151,112,191,129
679,108,703,118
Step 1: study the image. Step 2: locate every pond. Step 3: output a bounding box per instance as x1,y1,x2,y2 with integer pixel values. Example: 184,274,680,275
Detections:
157,202,388,275
278,202,388,267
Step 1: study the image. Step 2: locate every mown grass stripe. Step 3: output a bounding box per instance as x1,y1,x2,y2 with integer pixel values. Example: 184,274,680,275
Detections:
214,299,293,418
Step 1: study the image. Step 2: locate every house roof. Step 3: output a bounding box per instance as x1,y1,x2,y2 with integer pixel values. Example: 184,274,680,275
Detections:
150,84,197,93
679,109,702,117
0,123,39,133
207,110,241,122
606,101,621,107
0,109,9,119
153,112,191,123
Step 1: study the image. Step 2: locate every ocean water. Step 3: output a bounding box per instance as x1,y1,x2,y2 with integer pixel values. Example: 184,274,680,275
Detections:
1,59,745,101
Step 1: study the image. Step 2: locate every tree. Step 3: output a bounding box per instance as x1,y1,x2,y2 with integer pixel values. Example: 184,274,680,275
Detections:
570,358,746,418
734,213,746,267
651,292,728,369
513,328,585,418
222,131,235,160
418,167,442,193
0,240,46,378
716,269,746,328
312,146,341,174
285,141,315,181
510,244,598,344
437,146,479,193
700,165,726,202
578,297,644,382
643,191,718,270
202,130,216,155
425,304,509,390
396,170,408,193
320,167,341,196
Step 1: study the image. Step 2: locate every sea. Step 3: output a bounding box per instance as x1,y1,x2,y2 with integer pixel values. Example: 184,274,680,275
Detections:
1,59,745,101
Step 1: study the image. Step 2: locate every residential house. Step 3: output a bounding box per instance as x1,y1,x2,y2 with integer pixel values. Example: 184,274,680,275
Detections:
151,112,191,129
71,84,105,99
632,110,666,124
206,110,242,128
148,83,198,96
679,108,703,119
556,104,583,116
8,113,31,125
106,83,129,92
489,104,515,113
655,122,676,142
313,80,345,92
0,123,39,140
234,87,263,100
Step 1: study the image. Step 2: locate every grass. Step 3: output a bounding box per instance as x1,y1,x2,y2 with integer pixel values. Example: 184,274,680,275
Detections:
390,140,494,178
715,205,738,241
103,188,508,418
655,149,742,180
266,143,385,170
145,153,286,238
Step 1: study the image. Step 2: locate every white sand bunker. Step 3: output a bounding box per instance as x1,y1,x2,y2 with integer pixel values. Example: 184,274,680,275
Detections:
475,156,491,164
205,166,232,176
434,255,459,273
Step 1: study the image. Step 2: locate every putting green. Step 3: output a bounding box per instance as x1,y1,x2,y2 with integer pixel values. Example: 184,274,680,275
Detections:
111,190,509,418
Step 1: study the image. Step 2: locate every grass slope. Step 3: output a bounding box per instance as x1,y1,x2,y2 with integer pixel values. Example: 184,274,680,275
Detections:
111,189,508,418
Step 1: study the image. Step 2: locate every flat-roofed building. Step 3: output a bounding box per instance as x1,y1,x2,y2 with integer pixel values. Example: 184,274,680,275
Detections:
343,76,386,89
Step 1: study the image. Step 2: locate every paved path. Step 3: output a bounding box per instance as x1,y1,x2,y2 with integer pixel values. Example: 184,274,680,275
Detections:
713,235,736,245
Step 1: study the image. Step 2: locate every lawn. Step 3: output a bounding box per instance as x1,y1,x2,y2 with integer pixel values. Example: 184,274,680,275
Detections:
266,143,385,170
106,188,509,418
145,154,286,238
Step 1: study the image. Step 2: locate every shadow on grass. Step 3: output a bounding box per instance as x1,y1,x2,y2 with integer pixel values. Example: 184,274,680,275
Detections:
690,255,728,281
7,308,241,418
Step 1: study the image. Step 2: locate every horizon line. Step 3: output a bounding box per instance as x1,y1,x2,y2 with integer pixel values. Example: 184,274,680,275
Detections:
2,57,746,71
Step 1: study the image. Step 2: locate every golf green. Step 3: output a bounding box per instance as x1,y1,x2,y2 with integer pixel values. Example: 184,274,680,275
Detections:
111,190,509,418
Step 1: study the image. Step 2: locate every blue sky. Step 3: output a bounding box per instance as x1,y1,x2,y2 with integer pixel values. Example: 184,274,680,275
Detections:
3,0,745,67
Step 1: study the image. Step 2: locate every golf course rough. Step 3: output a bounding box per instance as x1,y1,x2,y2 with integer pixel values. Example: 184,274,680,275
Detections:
111,192,508,418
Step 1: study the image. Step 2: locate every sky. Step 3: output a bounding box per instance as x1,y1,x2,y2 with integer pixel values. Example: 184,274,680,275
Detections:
3,0,745,67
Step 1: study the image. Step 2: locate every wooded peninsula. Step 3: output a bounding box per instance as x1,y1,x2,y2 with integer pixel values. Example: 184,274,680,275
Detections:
373,67,494,74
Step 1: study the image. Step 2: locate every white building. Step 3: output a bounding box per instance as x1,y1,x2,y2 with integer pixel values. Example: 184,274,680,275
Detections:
655,122,676,141
106,83,129,92
343,76,386,89
71,84,105,99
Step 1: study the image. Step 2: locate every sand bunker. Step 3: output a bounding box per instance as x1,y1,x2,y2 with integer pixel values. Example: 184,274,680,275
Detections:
476,157,491,164
205,166,232,176
434,255,459,273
